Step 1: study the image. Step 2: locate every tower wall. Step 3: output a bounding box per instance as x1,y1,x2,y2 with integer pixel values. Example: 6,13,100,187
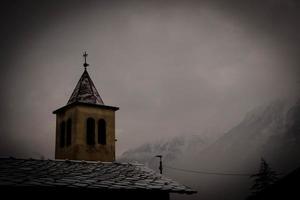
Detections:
55,104,116,162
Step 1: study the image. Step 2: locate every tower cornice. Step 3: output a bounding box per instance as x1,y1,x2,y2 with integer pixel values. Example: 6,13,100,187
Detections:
53,102,119,114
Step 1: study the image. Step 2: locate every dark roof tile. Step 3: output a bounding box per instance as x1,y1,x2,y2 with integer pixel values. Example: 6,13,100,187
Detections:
67,70,104,105
0,158,196,194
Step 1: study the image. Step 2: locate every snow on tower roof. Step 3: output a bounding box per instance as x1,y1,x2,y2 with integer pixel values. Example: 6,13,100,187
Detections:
67,69,104,105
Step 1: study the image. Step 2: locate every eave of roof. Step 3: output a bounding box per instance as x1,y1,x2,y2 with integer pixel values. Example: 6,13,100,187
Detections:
53,102,119,114
0,158,197,194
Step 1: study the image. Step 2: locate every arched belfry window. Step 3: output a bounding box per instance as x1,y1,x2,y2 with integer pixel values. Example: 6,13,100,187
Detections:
60,121,66,148
98,119,106,145
86,118,95,145
66,118,72,146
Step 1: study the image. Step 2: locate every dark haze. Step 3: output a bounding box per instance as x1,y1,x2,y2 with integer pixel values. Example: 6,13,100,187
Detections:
1,3,300,199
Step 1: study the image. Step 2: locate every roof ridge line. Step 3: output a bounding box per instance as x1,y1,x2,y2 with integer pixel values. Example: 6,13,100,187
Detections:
75,70,85,100
85,70,105,104
85,70,97,101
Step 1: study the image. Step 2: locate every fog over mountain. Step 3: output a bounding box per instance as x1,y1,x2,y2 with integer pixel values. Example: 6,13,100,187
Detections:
1,0,300,159
0,1,300,199
120,98,300,199
120,134,214,169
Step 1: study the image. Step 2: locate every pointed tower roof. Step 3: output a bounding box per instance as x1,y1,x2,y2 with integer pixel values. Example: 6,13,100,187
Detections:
53,52,118,114
67,69,104,105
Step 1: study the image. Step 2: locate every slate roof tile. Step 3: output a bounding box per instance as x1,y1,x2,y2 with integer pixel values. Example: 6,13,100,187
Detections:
0,158,196,194
67,70,104,105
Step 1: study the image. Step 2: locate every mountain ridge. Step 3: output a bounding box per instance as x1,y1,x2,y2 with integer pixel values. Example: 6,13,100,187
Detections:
119,98,300,200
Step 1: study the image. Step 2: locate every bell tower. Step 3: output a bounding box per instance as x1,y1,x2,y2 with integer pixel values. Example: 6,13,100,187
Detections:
53,52,119,162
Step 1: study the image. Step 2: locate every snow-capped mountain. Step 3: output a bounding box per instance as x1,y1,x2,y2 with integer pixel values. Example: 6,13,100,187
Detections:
119,134,212,171
119,98,300,200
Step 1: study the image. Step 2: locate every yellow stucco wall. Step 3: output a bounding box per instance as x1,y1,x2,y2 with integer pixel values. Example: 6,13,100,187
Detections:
55,105,116,162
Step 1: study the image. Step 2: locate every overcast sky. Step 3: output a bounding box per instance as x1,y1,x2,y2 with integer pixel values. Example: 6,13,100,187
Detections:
0,0,299,158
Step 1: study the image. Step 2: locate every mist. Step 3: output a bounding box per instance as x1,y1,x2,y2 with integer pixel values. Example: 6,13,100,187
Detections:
0,0,299,165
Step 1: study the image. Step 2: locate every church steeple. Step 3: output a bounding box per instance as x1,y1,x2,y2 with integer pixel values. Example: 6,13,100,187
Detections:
53,52,119,162
67,70,104,105
68,52,104,105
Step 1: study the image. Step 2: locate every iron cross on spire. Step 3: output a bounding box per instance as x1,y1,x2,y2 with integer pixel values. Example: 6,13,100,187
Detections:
83,51,89,70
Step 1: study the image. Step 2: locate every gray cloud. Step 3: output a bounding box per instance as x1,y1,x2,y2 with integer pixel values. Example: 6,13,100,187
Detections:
0,0,299,158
